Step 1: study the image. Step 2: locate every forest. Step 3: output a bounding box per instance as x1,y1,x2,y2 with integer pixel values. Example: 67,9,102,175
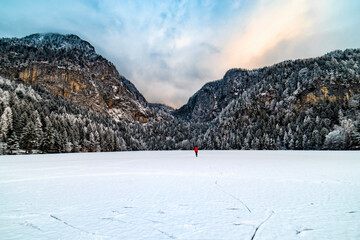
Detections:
1,48,360,154
0,72,359,155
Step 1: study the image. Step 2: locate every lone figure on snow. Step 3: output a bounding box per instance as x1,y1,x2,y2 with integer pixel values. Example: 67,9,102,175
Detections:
194,146,198,157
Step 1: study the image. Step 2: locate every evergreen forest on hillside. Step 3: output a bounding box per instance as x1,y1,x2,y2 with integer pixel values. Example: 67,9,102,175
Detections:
1,66,359,155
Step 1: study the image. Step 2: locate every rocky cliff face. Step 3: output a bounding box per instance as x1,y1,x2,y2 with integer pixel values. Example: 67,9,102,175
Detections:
173,68,264,121
0,33,152,121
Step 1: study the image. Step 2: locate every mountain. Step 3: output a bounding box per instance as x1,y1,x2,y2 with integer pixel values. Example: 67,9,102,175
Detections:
175,49,360,149
174,68,263,121
174,50,360,123
149,103,174,114
0,33,152,121
0,33,359,154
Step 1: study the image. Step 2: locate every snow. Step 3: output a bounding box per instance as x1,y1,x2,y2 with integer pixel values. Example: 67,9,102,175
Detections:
0,151,359,240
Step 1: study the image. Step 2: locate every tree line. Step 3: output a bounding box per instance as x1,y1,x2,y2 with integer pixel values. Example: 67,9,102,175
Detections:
1,49,360,154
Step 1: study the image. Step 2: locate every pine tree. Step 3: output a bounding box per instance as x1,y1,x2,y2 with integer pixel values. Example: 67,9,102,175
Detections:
0,142,7,154
0,107,12,141
34,116,43,149
302,134,308,149
283,132,289,148
351,122,360,149
7,131,19,154
40,118,56,153
20,122,37,153
53,131,63,153
276,136,282,149
89,132,96,152
289,138,295,149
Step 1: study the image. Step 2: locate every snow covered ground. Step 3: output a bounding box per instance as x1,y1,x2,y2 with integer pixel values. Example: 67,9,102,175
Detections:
0,151,359,240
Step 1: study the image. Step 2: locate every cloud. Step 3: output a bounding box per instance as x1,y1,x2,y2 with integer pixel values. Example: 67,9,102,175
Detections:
221,0,360,70
222,0,314,69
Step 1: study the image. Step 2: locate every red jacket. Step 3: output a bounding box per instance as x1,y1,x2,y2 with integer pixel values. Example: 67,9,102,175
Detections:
194,147,198,152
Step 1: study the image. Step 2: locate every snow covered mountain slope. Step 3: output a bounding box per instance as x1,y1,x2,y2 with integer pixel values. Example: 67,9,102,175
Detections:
1,151,359,239
173,68,264,121
174,49,360,122
0,33,153,121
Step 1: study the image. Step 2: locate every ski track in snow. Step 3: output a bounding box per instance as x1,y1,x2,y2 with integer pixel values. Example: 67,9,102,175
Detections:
214,178,252,213
210,163,252,213
250,211,274,240
50,214,111,238
0,150,360,239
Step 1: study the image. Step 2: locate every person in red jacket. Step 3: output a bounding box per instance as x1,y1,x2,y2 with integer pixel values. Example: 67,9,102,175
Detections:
194,146,198,157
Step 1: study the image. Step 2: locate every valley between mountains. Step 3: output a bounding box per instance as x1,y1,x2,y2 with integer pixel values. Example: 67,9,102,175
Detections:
0,33,359,153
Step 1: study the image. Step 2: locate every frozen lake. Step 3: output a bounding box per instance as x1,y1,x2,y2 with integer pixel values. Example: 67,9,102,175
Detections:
0,151,359,239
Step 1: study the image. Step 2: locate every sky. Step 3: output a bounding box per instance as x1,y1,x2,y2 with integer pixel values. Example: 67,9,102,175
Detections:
0,0,360,108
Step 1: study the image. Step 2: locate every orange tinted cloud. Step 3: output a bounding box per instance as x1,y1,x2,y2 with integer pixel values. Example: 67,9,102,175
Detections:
222,0,320,70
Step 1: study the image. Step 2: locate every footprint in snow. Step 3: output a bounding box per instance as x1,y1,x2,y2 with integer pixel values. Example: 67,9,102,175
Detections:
226,207,240,211
20,221,43,232
296,228,314,235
